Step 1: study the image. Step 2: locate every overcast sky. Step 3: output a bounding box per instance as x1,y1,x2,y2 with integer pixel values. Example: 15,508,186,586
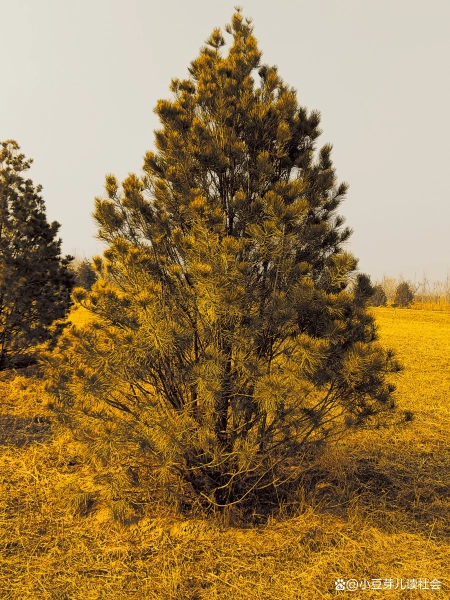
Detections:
1,0,449,283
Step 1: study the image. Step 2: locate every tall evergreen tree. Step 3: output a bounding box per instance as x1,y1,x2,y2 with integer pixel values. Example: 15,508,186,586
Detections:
45,12,400,511
0,140,74,369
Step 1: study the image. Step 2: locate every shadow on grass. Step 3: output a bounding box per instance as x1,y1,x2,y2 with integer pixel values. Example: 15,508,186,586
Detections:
230,452,450,541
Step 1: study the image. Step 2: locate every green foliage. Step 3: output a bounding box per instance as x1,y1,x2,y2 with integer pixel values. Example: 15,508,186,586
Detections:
370,284,387,307
0,140,75,369
394,282,414,307
44,11,400,510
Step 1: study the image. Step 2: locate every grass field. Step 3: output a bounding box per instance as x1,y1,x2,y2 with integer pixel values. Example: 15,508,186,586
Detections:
0,307,448,599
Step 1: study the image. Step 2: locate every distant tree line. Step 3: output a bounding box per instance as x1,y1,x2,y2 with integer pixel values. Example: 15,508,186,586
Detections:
369,275,450,308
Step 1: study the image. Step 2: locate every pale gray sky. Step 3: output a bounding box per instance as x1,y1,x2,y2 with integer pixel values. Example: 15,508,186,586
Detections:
1,0,449,282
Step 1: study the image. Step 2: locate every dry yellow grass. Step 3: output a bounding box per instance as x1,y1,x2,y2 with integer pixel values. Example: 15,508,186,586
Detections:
411,302,450,312
0,307,448,598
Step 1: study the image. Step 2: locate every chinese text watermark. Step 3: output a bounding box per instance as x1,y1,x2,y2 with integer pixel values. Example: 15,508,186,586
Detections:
335,578,442,592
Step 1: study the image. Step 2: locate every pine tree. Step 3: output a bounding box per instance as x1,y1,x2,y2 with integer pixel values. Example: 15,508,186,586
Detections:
73,258,97,291
44,11,401,511
0,140,74,369
394,281,414,307
370,284,387,307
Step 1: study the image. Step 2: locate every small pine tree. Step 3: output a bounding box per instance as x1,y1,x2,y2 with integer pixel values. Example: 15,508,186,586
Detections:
394,281,414,307
370,284,387,307
44,11,401,511
74,258,97,291
0,140,75,369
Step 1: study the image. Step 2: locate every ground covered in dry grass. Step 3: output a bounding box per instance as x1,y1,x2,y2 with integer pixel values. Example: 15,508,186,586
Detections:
0,307,449,598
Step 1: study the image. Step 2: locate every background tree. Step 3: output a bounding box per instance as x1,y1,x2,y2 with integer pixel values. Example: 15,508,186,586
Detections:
381,275,397,303
72,258,97,291
0,140,74,369
45,11,400,512
394,281,414,307
369,284,387,307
